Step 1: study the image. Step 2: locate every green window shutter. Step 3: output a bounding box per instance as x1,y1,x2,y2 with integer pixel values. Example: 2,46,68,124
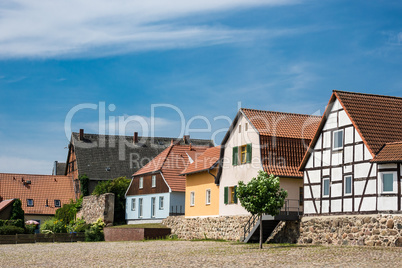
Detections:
246,144,252,163
232,147,238,166
233,186,238,204
224,187,228,204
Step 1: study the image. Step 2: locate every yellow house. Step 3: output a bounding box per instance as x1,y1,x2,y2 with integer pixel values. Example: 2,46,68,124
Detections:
182,146,220,218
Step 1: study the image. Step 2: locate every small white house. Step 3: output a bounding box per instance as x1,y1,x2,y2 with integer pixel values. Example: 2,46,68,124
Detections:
216,108,321,216
300,90,402,215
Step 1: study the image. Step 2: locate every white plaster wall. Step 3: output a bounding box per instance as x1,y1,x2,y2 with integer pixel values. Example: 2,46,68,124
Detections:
313,151,321,167
308,170,321,183
331,167,342,181
354,163,371,179
323,132,331,148
331,152,342,166
311,185,321,199
378,163,398,169
364,146,372,160
331,199,342,212
344,165,352,173
344,146,353,163
331,184,342,197
322,200,329,213
219,113,261,216
322,168,330,176
345,127,354,144
355,129,362,142
322,150,330,166
338,110,352,127
360,197,376,211
343,199,352,212
126,192,170,220
325,112,337,130
354,144,364,162
304,201,316,214
378,197,398,211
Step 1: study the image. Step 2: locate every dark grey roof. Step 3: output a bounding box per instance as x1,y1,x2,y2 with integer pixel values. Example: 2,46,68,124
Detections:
69,132,214,181
52,161,67,176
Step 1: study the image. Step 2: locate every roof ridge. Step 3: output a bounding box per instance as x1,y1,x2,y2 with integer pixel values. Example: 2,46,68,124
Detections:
384,141,402,145
334,90,402,100
0,173,67,177
71,132,213,141
241,108,321,118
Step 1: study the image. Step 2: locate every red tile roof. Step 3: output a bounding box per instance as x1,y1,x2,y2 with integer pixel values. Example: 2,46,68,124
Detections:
241,108,321,140
0,199,14,213
335,91,402,156
240,109,321,178
371,142,402,163
133,144,210,191
181,146,220,175
300,91,402,170
0,173,76,215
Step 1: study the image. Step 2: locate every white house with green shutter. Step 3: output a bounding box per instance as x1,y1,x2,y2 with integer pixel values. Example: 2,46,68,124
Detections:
216,108,320,216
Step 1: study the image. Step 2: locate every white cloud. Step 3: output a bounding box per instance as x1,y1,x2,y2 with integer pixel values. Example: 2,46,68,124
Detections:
0,0,299,58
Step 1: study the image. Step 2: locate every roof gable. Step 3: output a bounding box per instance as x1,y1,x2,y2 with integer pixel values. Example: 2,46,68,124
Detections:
181,146,221,175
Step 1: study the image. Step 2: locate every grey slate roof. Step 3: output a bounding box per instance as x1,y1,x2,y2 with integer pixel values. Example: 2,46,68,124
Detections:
69,132,214,181
54,162,66,175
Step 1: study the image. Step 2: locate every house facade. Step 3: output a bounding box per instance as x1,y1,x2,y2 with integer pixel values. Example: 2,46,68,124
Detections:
125,142,211,223
217,108,321,216
65,129,213,194
300,91,402,215
0,173,76,228
182,146,220,218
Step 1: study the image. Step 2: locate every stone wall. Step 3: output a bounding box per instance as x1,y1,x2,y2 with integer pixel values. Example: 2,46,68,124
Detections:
162,215,249,241
299,214,402,247
76,193,115,225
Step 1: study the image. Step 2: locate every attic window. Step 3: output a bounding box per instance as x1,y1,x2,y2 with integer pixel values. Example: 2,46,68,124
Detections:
54,200,61,207
27,199,34,207
245,123,248,131
105,167,111,172
139,177,143,189
238,125,241,133
333,130,344,150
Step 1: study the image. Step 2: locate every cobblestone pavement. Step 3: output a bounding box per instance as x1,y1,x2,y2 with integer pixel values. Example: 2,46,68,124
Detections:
0,240,401,267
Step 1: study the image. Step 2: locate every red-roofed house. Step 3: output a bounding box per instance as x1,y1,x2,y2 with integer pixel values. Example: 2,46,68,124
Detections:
181,146,220,218
300,91,402,215
125,142,211,223
0,173,76,227
216,108,321,217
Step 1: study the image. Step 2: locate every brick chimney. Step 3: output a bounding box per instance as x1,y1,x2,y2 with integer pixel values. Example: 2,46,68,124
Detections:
134,132,138,144
79,129,84,140
183,135,190,144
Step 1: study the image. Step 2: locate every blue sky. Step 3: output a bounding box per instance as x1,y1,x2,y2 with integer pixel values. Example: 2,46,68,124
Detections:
0,0,402,174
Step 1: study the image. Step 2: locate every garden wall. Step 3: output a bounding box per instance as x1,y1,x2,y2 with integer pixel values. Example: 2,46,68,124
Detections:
162,216,249,241
298,214,402,247
76,193,115,225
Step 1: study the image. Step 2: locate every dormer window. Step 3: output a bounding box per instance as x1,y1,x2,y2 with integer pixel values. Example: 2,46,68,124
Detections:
333,130,344,150
27,199,34,207
54,200,61,207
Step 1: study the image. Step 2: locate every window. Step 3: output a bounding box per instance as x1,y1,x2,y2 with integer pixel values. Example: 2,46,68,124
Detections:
323,178,330,197
131,199,136,211
224,186,238,204
27,199,34,207
382,173,395,192
206,189,211,205
151,197,156,218
190,192,195,206
238,125,241,133
139,177,143,189
54,200,61,207
333,130,344,150
233,144,252,166
245,123,248,131
299,187,304,206
344,176,352,195
159,196,164,210
151,175,156,188
138,198,143,218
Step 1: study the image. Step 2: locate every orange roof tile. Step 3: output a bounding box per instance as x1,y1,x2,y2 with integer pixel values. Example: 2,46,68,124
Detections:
0,173,76,215
241,108,321,140
371,142,402,163
181,146,220,175
133,144,210,191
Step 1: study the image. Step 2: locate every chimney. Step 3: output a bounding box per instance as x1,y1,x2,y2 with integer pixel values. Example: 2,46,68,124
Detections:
183,135,190,144
79,129,84,140
134,132,138,144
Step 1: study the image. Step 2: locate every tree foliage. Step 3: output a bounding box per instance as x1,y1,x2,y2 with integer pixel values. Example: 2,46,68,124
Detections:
92,176,131,225
10,199,25,223
79,174,90,196
237,171,288,216
54,197,83,224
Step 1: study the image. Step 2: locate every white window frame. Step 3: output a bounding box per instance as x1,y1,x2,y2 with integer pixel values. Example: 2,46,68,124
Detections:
139,177,143,189
344,175,352,196
323,178,330,197
159,196,164,210
206,189,211,205
139,198,143,218
381,172,396,193
131,198,136,211
151,175,156,188
190,191,195,207
333,130,344,150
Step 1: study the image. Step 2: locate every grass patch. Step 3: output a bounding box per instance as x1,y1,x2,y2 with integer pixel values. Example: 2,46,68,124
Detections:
109,223,168,229
190,238,227,242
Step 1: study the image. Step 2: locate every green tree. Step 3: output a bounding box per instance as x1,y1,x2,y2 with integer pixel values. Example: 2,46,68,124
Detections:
10,199,25,227
92,176,131,224
79,174,90,196
237,171,287,249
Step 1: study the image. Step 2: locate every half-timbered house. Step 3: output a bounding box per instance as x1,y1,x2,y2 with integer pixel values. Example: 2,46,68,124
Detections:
300,91,402,215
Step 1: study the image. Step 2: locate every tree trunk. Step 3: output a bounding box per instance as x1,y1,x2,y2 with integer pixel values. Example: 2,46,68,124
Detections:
259,214,263,249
